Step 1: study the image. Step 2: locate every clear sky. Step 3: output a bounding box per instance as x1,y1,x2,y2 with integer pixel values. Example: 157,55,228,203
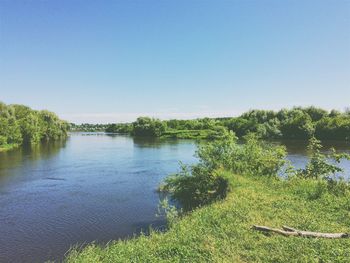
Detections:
0,0,349,123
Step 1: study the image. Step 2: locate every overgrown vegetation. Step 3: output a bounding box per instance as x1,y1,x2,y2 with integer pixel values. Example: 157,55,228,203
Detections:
162,132,287,210
296,137,350,180
162,133,349,212
132,117,167,137
66,132,350,262
0,102,68,151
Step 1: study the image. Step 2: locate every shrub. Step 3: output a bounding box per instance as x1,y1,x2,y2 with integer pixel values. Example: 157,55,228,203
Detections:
232,134,287,176
162,131,288,211
163,165,229,211
196,132,287,177
132,117,167,137
296,137,350,180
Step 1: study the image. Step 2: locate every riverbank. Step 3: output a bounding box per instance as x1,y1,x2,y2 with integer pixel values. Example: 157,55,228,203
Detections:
0,143,19,152
66,172,350,262
161,129,221,139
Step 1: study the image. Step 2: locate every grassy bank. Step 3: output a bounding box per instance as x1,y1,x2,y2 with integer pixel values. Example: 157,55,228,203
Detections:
161,129,219,139
66,172,350,262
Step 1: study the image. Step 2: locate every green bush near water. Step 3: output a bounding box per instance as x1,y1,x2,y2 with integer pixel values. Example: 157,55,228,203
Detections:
162,132,287,211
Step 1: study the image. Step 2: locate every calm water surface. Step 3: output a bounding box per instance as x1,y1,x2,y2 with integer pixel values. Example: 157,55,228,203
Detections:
0,134,349,262
0,134,196,263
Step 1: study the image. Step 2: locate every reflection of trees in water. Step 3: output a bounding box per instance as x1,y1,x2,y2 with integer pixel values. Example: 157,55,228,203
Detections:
0,138,67,171
106,133,197,148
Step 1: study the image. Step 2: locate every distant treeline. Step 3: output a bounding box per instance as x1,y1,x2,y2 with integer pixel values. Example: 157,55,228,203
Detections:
222,107,350,140
105,117,226,139
99,107,350,140
0,102,68,151
69,123,110,132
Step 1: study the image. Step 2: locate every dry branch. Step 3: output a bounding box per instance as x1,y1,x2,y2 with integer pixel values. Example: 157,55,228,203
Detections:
252,225,349,239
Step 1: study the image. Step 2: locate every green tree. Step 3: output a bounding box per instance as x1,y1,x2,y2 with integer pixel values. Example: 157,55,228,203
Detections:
132,117,167,137
0,102,67,150
280,110,314,139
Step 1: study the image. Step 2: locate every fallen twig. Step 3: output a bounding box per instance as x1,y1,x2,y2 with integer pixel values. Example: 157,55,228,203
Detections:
252,225,349,239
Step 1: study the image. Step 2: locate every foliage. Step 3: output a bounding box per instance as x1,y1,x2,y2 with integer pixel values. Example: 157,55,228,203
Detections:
195,132,287,177
157,198,180,227
228,107,349,140
105,123,132,133
315,116,350,140
280,110,315,139
0,102,68,150
132,117,167,137
162,132,287,211
163,165,230,211
296,137,350,180
161,127,226,140
161,129,213,139
222,107,349,140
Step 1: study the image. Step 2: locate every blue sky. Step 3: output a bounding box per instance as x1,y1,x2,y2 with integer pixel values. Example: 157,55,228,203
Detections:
0,0,349,123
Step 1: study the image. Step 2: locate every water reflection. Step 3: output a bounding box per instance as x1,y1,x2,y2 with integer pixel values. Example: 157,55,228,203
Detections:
0,139,67,185
0,139,67,168
0,134,197,263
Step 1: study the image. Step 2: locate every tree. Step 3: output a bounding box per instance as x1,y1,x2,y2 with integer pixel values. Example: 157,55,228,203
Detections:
280,110,314,139
132,117,167,137
0,102,67,149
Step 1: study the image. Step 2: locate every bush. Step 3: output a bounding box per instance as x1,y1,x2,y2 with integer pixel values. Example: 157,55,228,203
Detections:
232,134,287,176
196,132,287,177
132,117,167,137
162,131,288,211
296,137,350,180
163,165,229,211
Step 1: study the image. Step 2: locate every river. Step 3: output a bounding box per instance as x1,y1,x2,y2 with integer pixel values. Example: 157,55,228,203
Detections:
0,133,349,262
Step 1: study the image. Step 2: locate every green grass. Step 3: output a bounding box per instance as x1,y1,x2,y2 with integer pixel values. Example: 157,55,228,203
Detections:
161,129,218,139
66,172,350,262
